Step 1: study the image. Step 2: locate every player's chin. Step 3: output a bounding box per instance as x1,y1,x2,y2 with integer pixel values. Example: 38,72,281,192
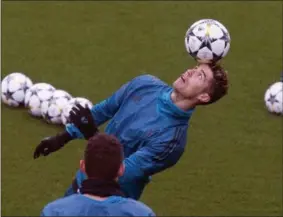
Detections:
173,79,184,89
173,79,186,92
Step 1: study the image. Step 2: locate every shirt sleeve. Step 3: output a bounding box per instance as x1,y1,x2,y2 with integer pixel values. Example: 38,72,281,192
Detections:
141,205,156,217
149,210,156,216
65,80,132,139
40,207,50,216
119,127,187,183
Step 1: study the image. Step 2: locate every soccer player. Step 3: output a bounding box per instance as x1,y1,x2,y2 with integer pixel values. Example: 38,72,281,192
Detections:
41,133,155,216
34,63,228,200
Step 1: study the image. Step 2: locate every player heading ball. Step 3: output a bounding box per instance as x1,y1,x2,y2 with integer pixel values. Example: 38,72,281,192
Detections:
34,62,229,200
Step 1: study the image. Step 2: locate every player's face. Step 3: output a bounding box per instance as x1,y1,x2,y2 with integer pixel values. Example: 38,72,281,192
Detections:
173,64,214,103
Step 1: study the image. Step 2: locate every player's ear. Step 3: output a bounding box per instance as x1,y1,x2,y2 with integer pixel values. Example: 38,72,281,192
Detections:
197,93,210,104
117,163,125,177
79,160,86,173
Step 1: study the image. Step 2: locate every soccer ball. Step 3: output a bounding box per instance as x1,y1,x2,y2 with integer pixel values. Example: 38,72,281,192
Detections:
24,83,55,117
264,81,283,115
1,72,33,107
41,90,72,124
185,19,231,63
61,97,93,125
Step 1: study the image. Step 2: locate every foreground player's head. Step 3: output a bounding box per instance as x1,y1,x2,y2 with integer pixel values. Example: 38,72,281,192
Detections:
80,133,124,180
173,63,228,106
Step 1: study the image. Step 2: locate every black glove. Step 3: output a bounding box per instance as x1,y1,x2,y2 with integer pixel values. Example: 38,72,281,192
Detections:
33,131,73,159
69,103,99,140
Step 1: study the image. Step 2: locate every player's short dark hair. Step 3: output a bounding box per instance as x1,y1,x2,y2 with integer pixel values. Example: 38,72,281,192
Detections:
203,63,229,105
84,133,123,180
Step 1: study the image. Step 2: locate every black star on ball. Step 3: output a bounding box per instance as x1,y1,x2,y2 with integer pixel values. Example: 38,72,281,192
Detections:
44,112,53,123
4,90,14,101
199,39,212,50
267,94,279,105
31,89,38,95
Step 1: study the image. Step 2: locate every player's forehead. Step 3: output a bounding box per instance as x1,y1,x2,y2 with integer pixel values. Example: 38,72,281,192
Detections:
195,64,214,80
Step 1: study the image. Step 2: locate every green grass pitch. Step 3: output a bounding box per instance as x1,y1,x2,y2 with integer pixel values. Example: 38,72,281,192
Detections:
2,1,282,216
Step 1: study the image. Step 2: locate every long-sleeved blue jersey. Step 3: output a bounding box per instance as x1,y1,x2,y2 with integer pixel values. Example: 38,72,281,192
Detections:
41,194,155,216
66,75,194,199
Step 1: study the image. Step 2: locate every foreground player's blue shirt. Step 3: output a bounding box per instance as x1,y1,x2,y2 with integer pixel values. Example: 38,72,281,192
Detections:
41,194,155,216
66,75,194,199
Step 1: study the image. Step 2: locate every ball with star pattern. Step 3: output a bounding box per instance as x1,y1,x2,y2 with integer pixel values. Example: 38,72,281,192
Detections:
24,83,55,117
41,89,72,124
1,72,33,107
264,81,283,115
185,19,231,63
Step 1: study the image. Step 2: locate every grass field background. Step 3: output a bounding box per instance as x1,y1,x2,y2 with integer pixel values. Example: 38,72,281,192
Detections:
2,1,282,216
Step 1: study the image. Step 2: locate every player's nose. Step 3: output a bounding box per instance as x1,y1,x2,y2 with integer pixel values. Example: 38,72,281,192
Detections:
187,70,194,78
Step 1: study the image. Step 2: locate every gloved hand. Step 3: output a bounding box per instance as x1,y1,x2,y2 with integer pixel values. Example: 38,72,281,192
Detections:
33,131,73,159
69,103,98,140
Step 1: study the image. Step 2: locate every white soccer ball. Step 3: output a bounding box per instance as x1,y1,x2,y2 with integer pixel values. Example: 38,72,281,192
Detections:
61,97,93,125
185,19,231,63
1,72,33,107
264,81,283,115
24,83,55,117
41,90,72,124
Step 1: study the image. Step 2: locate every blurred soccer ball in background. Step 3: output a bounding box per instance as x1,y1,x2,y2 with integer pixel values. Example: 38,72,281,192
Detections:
264,81,283,115
41,89,72,124
24,83,55,117
1,72,33,107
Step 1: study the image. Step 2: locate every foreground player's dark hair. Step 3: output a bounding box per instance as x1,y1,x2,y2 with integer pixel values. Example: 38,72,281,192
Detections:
85,133,123,180
203,63,229,105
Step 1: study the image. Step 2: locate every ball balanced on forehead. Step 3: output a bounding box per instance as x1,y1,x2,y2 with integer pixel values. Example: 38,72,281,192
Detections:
185,19,231,64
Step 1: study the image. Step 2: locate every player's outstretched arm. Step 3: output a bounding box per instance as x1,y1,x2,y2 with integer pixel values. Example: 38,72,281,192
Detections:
65,74,154,140
33,103,99,159
33,79,133,159
65,80,132,139
33,131,73,159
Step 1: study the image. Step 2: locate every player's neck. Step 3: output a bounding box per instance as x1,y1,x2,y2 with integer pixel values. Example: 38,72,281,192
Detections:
170,90,196,111
84,193,108,201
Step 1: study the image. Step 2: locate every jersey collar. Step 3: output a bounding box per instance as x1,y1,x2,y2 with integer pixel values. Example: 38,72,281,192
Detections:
158,87,194,119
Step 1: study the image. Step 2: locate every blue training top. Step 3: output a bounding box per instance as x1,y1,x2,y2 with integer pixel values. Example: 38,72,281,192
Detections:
41,194,155,216
66,75,194,199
